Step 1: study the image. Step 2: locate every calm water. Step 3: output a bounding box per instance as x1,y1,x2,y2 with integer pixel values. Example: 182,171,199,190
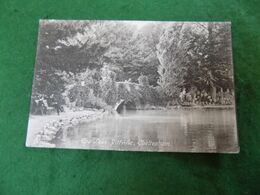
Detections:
58,108,239,153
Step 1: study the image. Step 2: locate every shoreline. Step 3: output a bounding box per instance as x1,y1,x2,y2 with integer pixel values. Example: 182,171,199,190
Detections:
26,105,235,148
26,109,110,148
169,105,235,109
135,104,235,110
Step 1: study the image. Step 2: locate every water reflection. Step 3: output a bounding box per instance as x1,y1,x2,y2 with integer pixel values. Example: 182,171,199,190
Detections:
58,108,238,152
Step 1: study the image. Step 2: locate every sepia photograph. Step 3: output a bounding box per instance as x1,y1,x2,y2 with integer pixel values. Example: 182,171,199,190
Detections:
26,20,239,153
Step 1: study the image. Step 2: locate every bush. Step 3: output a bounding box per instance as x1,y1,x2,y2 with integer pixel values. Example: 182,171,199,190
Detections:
138,75,149,86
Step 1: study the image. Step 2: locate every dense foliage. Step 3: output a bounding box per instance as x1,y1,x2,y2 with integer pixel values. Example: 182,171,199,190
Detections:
31,21,234,112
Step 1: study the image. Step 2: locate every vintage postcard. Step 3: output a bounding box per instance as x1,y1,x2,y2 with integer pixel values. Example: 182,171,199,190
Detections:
26,20,239,153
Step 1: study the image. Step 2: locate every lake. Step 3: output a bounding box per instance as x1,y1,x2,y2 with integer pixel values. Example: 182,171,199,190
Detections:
58,108,239,153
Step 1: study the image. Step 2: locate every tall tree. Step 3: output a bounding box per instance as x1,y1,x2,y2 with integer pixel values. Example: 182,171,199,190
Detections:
156,23,190,98
156,22,233,100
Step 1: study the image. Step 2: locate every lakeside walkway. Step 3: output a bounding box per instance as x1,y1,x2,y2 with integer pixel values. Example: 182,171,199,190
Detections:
26,109,107,147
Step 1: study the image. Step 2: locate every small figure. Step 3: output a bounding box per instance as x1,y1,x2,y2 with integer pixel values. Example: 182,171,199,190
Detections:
50,94,62,115
179,88,186,103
